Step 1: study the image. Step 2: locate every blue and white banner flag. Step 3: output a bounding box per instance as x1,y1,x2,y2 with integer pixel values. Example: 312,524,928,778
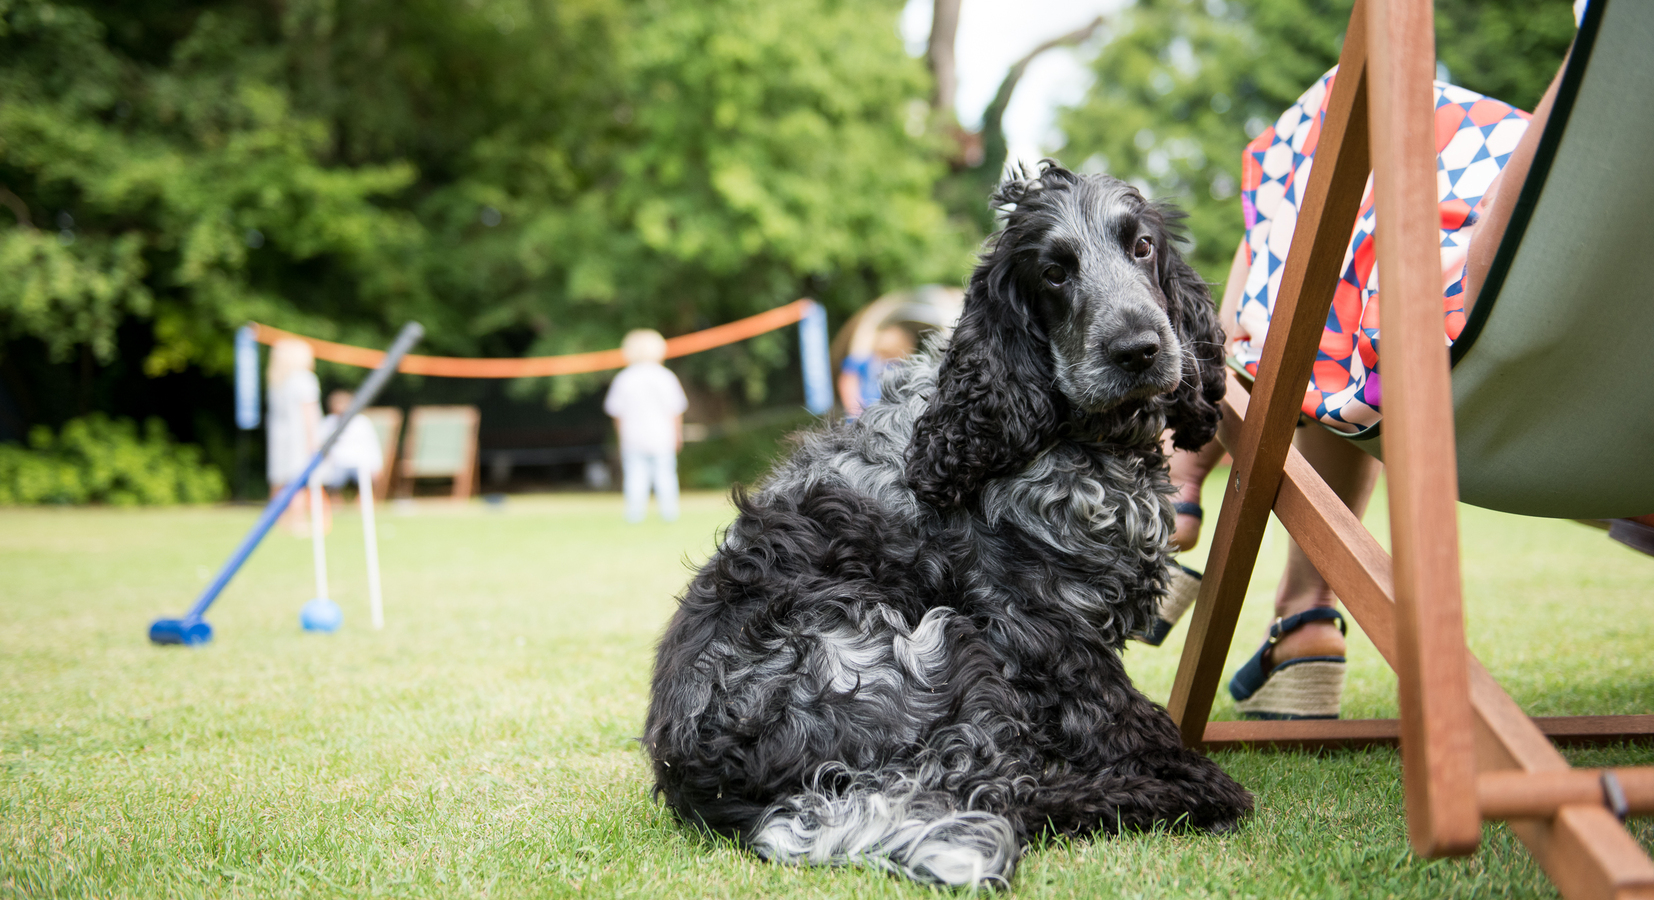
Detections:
798,301,832,415
234,325,261,430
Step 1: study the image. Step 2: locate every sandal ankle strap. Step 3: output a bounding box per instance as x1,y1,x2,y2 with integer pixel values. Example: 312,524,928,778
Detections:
1267,608,1346,644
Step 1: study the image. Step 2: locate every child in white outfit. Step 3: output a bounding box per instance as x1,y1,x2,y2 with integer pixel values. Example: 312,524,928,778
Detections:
319,390,384,490
604,329,688,523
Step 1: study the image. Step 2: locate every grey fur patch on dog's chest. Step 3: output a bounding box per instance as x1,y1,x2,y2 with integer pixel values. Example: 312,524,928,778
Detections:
976,441,1172,640
983,441,1171,555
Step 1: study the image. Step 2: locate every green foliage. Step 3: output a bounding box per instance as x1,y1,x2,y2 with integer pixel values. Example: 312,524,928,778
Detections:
1059,0,1272,283
1058,0,1574,285
1433,2,1580,112
0,0,425,377
677,408,818,489
0,413,227,505
0,0,972,407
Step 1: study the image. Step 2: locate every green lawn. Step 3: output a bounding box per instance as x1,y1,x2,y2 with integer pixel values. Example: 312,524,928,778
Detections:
2,473,1649,898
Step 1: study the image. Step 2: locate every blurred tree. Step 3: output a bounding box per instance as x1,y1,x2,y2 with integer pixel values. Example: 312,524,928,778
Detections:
0,0,972,418
951,14,1106,234
510,0,974,404
921,0,1106,236
0,0,427,380
1058,0,1575,285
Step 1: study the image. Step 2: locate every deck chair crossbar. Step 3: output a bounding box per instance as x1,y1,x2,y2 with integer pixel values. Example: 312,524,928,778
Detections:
1164,1,1654,897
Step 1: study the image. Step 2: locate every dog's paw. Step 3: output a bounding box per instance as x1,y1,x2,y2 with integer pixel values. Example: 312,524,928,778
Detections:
1202,812,1249,836
1197,784,1254,836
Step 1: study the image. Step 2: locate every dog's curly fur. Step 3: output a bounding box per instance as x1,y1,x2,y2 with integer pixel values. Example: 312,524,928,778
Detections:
644,162,1251,887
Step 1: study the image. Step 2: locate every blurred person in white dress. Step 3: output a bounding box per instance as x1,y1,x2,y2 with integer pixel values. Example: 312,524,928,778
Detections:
266,338,326,534
604,329,688,523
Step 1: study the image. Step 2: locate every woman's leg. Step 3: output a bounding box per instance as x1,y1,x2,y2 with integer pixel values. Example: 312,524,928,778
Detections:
1168,439,1227,551
1266,426,1381,667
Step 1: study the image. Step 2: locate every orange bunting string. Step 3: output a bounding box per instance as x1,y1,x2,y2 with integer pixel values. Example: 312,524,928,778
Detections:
250,299,814,378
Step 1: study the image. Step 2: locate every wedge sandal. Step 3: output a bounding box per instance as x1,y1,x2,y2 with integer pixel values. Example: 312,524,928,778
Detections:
1228,608,1346,720
1137,561,1203,646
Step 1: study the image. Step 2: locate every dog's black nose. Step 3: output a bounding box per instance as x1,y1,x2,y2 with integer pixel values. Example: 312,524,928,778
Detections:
1110,337,1160,374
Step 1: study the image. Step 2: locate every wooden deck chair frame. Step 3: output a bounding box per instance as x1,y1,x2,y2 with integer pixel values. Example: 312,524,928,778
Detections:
1165,1,1654,897
397,405,479,501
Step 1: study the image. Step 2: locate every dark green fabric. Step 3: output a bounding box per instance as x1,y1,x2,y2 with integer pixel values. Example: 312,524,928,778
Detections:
1354,0,1653,517
1444,0,1654,517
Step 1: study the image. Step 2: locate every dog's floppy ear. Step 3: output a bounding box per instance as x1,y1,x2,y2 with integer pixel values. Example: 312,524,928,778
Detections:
1157,227,1226,451
906,227,1062,511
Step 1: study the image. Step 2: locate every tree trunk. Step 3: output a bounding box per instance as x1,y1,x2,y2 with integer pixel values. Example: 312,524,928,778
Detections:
980,15,1107,174
928,0,961,117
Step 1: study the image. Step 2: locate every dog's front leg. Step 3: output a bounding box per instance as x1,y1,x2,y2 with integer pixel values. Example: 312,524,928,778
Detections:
1008,644,1254,838
1077,682,1253,835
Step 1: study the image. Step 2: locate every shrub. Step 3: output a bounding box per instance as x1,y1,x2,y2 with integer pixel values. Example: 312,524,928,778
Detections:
677,408,819,490
0,415,227,506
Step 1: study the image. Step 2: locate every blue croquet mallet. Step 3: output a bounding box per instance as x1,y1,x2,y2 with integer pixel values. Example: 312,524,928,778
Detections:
149,322,424,646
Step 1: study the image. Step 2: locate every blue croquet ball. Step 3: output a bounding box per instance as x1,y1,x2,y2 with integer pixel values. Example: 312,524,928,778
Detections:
300,598,343,633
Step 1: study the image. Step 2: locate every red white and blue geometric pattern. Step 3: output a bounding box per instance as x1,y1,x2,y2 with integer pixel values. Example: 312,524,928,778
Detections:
1232,67,1531,434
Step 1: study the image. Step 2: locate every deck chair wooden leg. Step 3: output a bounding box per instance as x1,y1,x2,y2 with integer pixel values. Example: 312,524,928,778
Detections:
1172,0,1654,892
1364,0,1481,856
452,462,472,501
1167,0,1374,747
1222,378,1654,897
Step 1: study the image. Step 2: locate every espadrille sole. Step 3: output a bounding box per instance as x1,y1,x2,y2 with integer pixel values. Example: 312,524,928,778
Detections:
1137,563,1202,646
1234,659,1346,720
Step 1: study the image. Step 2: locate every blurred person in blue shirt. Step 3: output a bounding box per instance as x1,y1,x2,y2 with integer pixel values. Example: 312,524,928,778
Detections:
837,324,916,420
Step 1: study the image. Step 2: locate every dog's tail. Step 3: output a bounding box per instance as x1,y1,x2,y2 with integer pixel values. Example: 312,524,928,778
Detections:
747,769,1019,888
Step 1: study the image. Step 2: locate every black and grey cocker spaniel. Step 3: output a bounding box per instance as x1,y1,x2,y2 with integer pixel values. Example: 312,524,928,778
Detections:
644,161,1252,887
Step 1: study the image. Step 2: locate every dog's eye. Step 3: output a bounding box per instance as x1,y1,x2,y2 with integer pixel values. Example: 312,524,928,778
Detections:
1042,265,1067,287
1134,236,1154,260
